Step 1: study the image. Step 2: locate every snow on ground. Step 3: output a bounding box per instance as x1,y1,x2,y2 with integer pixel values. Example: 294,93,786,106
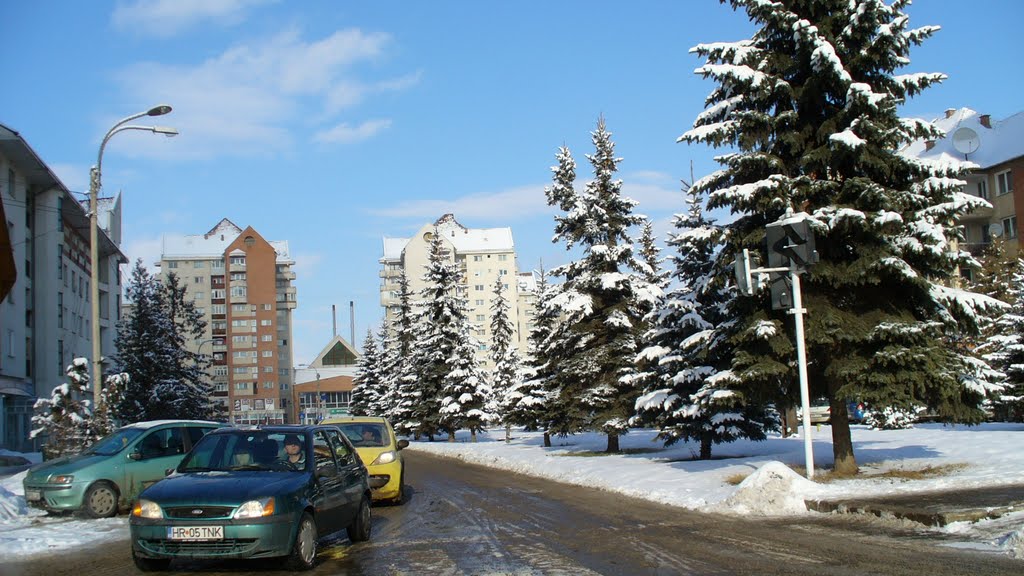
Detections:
0,423,1021,561
407,422,1024,558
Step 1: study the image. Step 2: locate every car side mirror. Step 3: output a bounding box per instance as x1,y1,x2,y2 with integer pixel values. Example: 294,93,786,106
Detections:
129,450,143,461
165,467,175,476
396,439,409,451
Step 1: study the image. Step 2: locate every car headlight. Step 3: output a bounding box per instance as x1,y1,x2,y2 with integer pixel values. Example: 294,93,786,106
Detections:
371,451,398,466
234,497,275,519
48,475,74,484
132,499,163,519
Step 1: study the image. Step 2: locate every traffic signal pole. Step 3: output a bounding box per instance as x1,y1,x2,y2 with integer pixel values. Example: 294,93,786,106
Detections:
788,268,815,479
735,211,818,479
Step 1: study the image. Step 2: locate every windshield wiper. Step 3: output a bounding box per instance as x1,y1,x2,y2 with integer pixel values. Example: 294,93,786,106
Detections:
182,466,212,472
230,464,271,471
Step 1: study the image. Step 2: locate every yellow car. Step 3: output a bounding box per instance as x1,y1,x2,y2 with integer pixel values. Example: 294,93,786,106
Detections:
323,416,407,504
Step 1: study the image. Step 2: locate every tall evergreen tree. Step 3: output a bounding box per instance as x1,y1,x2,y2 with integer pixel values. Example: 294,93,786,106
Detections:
489,275,524,442
31,358,94,459
635,185,775,459
685,0,1002,473
544,118,661,453
382,271,420,436
414,232,492,441
511,266,559,447
114,260,219,423
977,257,1024,422
350,328,386,416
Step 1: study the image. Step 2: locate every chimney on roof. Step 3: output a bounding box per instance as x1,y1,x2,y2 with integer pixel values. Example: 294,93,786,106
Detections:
945,108,957,118
924,140,936,151
980,114,992,129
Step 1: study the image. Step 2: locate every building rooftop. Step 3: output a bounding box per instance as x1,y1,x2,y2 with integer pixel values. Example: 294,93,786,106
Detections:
901,107,1024,170
161,219,293,263
381,214,515,260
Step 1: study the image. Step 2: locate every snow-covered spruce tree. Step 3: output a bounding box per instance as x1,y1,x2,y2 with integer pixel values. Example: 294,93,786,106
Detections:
684,0,1002,473
489,275,524,443
635,185,775,459
157,272,216,420
510,266,559,447
415,231,492,441
544,118,662,453
977,258,1024,422
382,271,422,437
31,358,94,459
114,260,176,423
350,328,386,416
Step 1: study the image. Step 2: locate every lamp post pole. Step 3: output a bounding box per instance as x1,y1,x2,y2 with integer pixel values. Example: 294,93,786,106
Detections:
89,105,177,410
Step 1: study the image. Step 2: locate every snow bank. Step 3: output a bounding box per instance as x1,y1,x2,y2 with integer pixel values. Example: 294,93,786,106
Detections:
0,483,27,521
711,461,817,516
996,530,1024,559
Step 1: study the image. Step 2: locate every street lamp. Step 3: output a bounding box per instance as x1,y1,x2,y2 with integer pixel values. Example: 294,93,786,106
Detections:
90,105,177,410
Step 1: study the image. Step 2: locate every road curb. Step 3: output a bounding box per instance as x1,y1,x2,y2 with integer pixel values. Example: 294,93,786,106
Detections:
805,498,1021,526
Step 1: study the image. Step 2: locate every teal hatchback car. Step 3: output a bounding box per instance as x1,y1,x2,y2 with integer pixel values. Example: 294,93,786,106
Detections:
23,420,223,517
129,425,372,571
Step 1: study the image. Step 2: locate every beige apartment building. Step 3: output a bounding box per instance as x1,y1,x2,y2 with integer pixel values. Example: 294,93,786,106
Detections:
904,108,1024,271
380,214,535,367
158,219,297,424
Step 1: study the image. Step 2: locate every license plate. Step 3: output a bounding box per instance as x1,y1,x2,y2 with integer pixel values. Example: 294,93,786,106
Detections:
25,490,41,502
167,526,224,541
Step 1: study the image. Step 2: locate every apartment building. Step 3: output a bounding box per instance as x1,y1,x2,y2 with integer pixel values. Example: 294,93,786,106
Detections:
904,108,1024,268
380,214,534,367
0,124,126,451
158,219,297,425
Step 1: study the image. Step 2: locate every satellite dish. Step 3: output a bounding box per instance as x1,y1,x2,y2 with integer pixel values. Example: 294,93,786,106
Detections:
952,127,981,156
989,223,1003,238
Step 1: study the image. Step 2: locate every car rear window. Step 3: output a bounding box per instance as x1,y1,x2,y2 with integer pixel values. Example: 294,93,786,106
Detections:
339,423,387,447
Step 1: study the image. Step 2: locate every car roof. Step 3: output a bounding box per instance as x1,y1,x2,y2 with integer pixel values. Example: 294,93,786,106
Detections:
322,416,388,425
122,420,225,429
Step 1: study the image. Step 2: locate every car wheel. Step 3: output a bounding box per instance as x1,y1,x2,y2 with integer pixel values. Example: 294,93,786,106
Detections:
132,549,170,572
83,482,118,518
285,512,317,571
346,495,371,542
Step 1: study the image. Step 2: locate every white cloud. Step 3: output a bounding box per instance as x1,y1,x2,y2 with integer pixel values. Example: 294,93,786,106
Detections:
110,26,415,160
314,119,392,144
291,251,324,279
122,235,165,272
112,0,277,37
372,184,553,222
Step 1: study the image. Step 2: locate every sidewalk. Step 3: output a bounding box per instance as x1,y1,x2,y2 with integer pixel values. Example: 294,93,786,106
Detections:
806,484,1024,526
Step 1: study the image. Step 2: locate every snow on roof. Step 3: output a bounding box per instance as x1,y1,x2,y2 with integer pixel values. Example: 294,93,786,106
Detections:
901,107,1024,170
382,215,515,260
161,221,293,263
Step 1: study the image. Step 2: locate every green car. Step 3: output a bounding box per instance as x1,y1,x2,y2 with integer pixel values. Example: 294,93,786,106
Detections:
23,420,224,518
129,425,372,571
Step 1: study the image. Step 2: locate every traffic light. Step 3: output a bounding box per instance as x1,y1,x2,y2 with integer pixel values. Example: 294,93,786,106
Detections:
769,273,792,310
766,217,818,270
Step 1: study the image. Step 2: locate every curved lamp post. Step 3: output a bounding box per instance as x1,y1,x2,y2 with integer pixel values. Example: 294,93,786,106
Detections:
90,105,177,409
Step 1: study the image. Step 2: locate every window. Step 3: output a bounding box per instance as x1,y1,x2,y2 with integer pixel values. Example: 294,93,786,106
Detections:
473,255,482,262
230,256,246,265
7,330,14,357
71,271,76,293
57,339,63,374
232,335,250,343
6,168,14,198
194,276,204,284
1002,216,1018,239
214,366,228,377
212,304,226,314
499,269,508,275
977,179,988,200
167,261,178,269
261,319,272,326
194,292,204,300
997,170,1013,196
476,314,485,321
231,286,247,298
212,289,226,299
194,261,204,269
263,304,272,311
263,381,274,389
232,304,248,312
313,431,336,472
234,382,249,390
233,366,250,374
58,249,63,280
475,284,484,291
262,350,273,358
261,334,273,342
263,366,274,373
57,293,63,328
475,299,484,306
231,272,246,281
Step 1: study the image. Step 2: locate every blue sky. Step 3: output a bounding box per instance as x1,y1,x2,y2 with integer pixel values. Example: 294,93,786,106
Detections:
2,0,1022,365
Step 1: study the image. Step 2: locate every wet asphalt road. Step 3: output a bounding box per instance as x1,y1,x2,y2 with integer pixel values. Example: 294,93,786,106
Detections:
4,450,1021,575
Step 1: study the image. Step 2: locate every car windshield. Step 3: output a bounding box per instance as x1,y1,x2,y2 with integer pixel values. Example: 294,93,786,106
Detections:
339,423,386,447
86,427,145,456
179,431,308,473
